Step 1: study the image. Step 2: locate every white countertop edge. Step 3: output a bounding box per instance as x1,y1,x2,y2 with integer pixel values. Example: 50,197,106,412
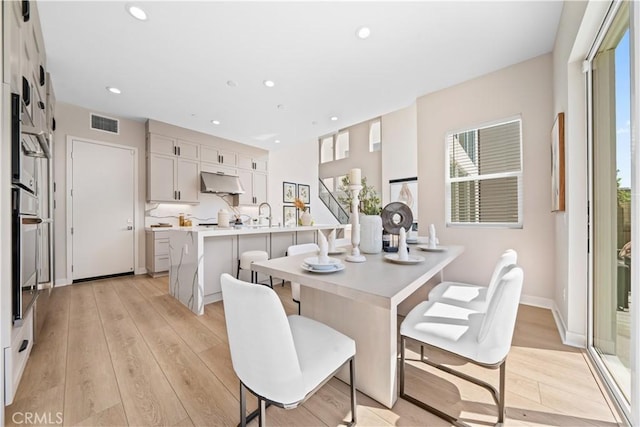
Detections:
167,224,348,237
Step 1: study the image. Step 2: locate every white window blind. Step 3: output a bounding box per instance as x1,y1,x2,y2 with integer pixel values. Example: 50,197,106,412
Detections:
446,118,522,227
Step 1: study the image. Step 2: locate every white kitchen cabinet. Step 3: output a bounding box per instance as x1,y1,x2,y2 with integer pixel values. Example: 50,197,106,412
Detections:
238,154,268,172
147,153,199,203
148,134,200,160
146,230,170,277
3,1,23,91
201,161,237,176
201,146,237,166
237,169,268,206
5,306,34,405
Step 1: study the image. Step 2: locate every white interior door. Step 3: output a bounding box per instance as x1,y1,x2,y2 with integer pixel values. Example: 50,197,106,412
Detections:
71,139,135,280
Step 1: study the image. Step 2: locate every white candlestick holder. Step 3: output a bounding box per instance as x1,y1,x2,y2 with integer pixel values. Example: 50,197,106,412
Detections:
346,184,366,263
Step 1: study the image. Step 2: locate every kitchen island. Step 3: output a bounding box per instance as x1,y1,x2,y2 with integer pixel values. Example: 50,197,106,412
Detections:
168,224,348,314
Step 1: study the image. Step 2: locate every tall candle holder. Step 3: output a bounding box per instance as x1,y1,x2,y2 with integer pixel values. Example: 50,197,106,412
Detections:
346,184,366,263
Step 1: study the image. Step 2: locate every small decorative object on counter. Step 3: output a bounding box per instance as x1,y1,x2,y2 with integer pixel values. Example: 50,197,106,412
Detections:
294,197,313,226
218,209,230,228
179,213,185,226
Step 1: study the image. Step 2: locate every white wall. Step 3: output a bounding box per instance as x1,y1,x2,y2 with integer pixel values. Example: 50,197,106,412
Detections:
381,102,418,206
417,54,556,305
269,140,338,227
552,1,610,347
53,103,146,284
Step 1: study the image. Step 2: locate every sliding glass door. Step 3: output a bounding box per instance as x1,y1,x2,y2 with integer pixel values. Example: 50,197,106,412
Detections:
589,1,637,423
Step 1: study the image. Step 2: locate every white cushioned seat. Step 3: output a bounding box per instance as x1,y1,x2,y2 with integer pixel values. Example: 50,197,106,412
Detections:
220,273,356,426
428,249,517,312
399,265,524,425
237,250,272,286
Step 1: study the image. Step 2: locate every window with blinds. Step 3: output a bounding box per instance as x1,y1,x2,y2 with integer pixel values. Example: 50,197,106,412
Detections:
446,117,522,227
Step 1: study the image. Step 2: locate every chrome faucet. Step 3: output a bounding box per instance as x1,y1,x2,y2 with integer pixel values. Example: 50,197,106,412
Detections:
258,202,272,227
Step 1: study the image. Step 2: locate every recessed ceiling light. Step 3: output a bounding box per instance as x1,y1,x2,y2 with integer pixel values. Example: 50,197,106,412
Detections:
127,5,148,21
211,120,221,125
311,121,317,125
227,80,237,87
106,86,121,94
330,116,338,121
263,80,275,88
277,104,285,110
356,26,371,39
274,139,281,144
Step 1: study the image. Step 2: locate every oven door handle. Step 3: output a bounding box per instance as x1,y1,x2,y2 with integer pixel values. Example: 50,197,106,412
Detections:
22,217,42,225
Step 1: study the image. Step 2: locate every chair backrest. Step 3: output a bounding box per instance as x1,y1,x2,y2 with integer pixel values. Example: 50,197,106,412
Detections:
287,244,319,301
485,249,518,304
476,265,523,364
220,273,305,402
287,243,319,256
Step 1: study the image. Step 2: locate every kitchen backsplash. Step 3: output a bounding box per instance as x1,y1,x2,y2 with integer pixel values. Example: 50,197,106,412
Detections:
145,192,261,228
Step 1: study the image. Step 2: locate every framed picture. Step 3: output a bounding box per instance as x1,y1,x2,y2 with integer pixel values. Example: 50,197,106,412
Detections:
283,182,296,203
390,177,418,223
298,183,310,204
283,206,298,226
551,112,565,212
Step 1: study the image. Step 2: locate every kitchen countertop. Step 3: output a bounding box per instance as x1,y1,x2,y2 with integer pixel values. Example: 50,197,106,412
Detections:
167,224,347,237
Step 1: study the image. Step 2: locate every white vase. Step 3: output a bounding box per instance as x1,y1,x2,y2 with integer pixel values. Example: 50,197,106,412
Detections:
359,214,382,254
300,211,313,226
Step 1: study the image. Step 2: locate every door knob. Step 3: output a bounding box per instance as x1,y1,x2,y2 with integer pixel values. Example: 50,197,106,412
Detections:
127,226,133,230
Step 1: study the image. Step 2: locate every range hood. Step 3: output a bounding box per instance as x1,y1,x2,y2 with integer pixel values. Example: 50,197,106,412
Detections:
201,171,245,194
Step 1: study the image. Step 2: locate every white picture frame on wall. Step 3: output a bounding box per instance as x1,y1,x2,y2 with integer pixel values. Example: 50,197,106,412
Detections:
389,177,418,224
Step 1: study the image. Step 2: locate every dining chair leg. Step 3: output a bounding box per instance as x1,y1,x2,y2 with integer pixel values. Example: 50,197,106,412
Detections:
399,336,406,396
239,383,247,427
349,357,357,426
258,398,266,427
236,260,241,280
269,276,273,288
420,345,425,361
498,361,506,424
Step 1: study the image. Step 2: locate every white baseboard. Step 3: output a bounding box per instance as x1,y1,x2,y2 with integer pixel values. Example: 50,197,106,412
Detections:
520,294,554,309
135,267,147,275
519,294,585,348
54,278,72,287
551,301,586,348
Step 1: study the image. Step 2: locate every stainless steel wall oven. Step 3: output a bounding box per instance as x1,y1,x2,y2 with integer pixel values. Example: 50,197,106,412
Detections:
11,92,46,325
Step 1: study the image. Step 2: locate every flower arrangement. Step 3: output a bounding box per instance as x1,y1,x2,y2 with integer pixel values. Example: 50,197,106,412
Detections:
338,176,382,215
293,197,307,211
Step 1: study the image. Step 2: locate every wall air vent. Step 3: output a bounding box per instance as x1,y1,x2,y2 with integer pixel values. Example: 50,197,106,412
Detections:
90,113,119,134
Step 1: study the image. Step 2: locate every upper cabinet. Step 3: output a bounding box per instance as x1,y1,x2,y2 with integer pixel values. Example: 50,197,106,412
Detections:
238,154,268,172
147,134,200,203
201,146,237,167
148,134,199,160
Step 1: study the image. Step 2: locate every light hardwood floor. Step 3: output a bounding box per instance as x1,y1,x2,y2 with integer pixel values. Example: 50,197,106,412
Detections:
5,274,622,426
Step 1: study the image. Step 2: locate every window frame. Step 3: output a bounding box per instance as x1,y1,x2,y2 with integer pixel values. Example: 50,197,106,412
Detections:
369,119,381,152
444,115,524,229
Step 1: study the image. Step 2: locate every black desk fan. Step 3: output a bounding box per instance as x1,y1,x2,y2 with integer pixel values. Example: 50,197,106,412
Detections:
381,202,413,252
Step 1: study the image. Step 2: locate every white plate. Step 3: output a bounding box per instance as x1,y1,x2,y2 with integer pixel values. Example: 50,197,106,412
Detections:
406,239,418,244
417,245,447,252
328,248,347,255
384,254,425,264
301,263,345,273
304,256,342,270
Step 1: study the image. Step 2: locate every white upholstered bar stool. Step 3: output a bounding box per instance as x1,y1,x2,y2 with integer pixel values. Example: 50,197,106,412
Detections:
428,249,517,312
286,243,319,314
220,273,357,427
237,250,273,288
399,266,523,426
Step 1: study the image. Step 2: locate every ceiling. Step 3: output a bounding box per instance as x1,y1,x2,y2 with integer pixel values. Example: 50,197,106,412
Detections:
38,1,563,150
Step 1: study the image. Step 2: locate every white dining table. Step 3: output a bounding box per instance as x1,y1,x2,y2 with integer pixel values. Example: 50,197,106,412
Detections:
251,245,464,408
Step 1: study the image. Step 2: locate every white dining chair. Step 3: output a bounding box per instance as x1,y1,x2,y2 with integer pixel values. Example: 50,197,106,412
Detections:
220,273,357,427
286,243,319,314
427,249,517,312
399,265,523,426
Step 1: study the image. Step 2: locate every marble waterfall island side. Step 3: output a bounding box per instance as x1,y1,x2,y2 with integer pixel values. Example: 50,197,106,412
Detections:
168,225,348,315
